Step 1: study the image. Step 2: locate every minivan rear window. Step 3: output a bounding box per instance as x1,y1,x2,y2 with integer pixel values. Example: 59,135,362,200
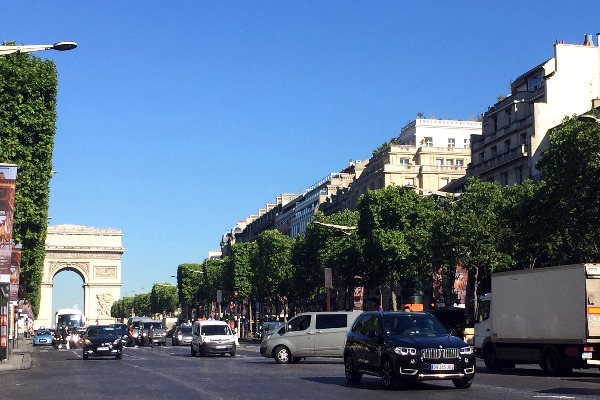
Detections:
316,314,348,329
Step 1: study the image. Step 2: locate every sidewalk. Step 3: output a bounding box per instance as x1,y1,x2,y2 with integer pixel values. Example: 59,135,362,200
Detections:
0,338,33,372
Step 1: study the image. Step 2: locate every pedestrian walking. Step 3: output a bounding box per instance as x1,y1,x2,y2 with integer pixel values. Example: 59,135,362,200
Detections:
148,323,155,348
126,324,137,347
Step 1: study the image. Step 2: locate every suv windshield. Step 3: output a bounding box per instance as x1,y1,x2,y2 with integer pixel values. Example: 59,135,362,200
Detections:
382,314,448,337
201,325,231,336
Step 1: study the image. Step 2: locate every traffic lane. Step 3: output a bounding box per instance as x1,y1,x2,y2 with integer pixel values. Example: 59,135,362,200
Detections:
6,344,600,400
472,364,600,399
235,346,600,400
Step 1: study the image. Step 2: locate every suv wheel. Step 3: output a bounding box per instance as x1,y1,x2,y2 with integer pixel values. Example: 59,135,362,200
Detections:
274,346,291,364
381,357,398,390
452,378,473,389
344,353,362,383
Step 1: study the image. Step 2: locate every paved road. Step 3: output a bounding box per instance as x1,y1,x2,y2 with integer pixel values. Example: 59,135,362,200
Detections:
2,342,600,400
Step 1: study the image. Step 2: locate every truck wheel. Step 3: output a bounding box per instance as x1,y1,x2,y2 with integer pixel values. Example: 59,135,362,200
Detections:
483,345,502,371
540,347,572,376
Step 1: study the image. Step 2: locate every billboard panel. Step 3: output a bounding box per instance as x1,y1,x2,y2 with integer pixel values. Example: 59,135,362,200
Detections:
0,164,17,284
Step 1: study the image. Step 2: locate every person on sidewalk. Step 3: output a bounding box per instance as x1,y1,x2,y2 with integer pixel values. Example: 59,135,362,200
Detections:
147,323,155,348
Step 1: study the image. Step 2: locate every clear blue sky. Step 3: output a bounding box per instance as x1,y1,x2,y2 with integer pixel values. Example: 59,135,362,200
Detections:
4,1,600,316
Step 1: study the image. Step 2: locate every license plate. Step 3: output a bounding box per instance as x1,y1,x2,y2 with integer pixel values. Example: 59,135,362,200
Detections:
215,345,226,349
582,352,593,359
431,363,454,371
97,346,109,351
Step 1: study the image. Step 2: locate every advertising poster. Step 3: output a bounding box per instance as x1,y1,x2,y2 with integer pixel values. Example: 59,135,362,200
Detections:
10,245,21,302
453,264,469,308
0,164,18,284
432,260,445,307
353,286,364,311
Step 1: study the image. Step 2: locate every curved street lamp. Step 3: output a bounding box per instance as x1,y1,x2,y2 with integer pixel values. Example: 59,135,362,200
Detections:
0,41,77,56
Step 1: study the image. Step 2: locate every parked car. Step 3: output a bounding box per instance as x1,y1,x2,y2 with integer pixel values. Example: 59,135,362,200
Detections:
191,320,236,357
33,329,54,347
172,324,193,346
343,311,475,390
260,311,361,364
82,325,123,360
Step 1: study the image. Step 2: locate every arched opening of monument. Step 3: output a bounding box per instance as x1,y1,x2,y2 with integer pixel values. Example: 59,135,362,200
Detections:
52,269,85,326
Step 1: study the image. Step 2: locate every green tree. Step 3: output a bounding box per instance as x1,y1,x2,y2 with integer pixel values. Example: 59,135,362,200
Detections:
196,258,224,307
291,210,362,309
175,263,203,320
440,178,513,312
150,283,178,316
251,230,293,316
358,186,438,310
223,241,257,300
132,293,151,317
536,115,600,264
0,49,58,316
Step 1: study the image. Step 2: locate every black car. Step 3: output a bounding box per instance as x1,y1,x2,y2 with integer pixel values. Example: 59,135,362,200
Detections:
172,324,193,346
344,311,475,390
82,325,123,360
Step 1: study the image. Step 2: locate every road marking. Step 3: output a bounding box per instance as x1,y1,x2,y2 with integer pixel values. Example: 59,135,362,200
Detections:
533,397,576,399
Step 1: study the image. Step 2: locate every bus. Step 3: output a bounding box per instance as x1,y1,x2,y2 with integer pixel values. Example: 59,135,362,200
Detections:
55,308,86,333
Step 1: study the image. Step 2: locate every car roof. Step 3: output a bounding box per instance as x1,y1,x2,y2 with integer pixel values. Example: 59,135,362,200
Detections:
193,320,228,326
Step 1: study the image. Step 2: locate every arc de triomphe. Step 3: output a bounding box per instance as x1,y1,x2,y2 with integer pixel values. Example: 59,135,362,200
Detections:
36,225,125,329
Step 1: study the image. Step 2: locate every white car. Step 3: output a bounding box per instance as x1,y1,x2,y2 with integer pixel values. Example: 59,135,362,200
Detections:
190,320,236,357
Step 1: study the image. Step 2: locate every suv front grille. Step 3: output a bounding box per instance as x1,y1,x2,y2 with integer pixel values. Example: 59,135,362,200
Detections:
421,348,459,360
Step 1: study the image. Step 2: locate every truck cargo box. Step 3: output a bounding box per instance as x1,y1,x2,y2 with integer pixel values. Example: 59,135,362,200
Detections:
491,264,600,343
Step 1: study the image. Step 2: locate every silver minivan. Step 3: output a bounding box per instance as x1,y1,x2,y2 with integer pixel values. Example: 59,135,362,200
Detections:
260,311,361,364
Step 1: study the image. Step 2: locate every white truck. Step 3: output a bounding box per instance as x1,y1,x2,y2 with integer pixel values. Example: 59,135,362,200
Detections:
473,263,600,375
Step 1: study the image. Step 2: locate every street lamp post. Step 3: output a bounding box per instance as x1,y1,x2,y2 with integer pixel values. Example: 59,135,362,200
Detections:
0,41,77,56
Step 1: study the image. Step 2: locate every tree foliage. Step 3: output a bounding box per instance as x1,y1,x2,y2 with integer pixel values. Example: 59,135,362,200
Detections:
251,230,293,303
0,50,58,317
223,241,256,299
358,186,438,289
150,283,178,316
536,115,600,263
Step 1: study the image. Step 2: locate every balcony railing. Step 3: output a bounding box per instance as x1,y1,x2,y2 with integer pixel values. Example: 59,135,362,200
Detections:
467,144,528,174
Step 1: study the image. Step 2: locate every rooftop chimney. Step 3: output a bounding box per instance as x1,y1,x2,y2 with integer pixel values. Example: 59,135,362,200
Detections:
583,33,594,46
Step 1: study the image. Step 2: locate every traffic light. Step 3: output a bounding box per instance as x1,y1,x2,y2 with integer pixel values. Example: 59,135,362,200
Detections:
233,287,239,298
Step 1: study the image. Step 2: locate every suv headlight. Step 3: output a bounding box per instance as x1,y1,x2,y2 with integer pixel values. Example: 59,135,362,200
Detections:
394,347,418,356
460,346,473,355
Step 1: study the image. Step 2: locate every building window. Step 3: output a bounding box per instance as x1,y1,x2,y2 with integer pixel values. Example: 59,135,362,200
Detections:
493,116,498,131
501,172,508,185
464,138,470,148
404,178,414,186
505,108,512,125
491,145,497,157
479,152,485,162
436,158,443,166
448,138,455,148
456,159,464,167
399,158,409,165
423,137,433,147
516,166,523,183
445,159,453,166
520,132,526,145
440,178,449,187
528,74,543,91
504,139,511,153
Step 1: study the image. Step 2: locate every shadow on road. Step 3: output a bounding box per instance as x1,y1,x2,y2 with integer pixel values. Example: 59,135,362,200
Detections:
300,376,458,392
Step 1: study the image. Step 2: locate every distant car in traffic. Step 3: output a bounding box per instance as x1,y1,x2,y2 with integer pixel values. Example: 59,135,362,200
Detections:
33,329,54,347
343,311,475,390
82,325,123,360
191,320,236,357
172,324,193,346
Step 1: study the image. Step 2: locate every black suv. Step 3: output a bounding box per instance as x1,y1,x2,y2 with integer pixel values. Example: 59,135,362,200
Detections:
344,311,475,390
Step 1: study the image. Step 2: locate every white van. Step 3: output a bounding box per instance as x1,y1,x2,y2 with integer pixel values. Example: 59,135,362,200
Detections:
260,311,361,364
190,320,237,357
